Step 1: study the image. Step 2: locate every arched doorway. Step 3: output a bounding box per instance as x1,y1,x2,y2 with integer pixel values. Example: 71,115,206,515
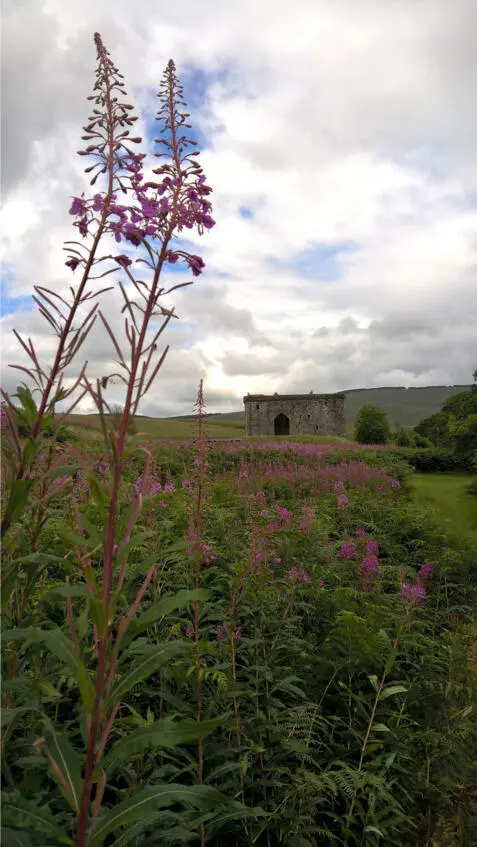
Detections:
274,413,290,436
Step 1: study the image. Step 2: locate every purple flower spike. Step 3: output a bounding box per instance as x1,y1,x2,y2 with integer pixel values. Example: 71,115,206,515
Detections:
402,583,426,607
338,543,356,560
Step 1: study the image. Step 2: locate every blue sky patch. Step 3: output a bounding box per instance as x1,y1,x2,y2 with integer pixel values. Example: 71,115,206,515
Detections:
239,206,254,219
271,241,358,282
1,293,35,316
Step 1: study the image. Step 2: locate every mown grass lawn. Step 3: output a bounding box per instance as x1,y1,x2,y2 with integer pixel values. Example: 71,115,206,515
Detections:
412,473,477,543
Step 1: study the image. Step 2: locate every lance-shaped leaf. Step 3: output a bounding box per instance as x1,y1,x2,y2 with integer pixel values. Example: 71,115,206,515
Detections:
124,588,210,644
107,641,189,706
1,794,72,844
2,628,95,713
102,715,227,774
2,827,35,846
35,725,84,813
89,784,230,847
379,684,408,700
3,628,79,674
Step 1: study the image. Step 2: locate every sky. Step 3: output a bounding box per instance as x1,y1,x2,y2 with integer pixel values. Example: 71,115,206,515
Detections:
1,0,476,416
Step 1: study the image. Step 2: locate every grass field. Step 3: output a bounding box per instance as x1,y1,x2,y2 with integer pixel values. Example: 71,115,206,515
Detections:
412,473,477,543
66,414,354,443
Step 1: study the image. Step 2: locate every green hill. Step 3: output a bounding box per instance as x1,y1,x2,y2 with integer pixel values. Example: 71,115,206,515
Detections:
170,385,472,430
65,385,472,440
342,385,472,428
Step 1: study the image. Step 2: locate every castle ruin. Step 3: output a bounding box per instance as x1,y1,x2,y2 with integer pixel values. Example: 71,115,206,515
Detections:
243,392,346,437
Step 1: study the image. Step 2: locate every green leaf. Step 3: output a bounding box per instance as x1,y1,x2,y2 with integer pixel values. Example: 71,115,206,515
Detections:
364,826,384,837
90,597,107,636
384,647,397,676
380,684,407,700
126,589,210,640
11,553,62,567
368,674,379,692
40,726,84,813
76,600,90,640
89,784,229,847
55,525,98,551
48,465,81,480
16,386,37,426
372,723,390,733
2,828,34,846
76,664,96,714
102,715,226,773
38,680,62,699
77,510,104,545
0,706,39,728
36,630,81,675
46,585,89,600
107,641,189,706
2,794,72,845
2,628,93,703
7,479,32,525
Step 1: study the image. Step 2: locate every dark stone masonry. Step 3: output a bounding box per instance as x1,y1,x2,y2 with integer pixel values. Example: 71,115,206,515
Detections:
243,392,346,437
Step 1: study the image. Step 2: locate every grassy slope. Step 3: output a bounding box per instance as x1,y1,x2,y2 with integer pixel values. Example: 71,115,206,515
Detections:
66,414,245,441
343,385,472,428
412,473,477,543
65,385,471,437
170,385,472,429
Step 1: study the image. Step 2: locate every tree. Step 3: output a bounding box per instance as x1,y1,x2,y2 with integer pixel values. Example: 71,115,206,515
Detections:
415,386,477,459
354,404,391,445
414,411,450,447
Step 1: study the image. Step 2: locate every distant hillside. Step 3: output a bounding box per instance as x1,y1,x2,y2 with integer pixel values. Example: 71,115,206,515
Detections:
342,385,472,428
65,385,472,439
170,385,472,430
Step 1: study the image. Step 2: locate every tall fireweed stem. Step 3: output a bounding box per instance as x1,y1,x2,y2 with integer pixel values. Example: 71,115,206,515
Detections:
0,31,214,847
186,379,209,847
74,46,214,845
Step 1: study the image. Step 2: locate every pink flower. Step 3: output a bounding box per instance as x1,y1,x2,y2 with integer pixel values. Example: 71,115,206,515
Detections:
337,494,349,509
418,562,434,585
402,583,426,607
366,539,379,556
360,555,380,575
338,543,356,559
287,567,309,583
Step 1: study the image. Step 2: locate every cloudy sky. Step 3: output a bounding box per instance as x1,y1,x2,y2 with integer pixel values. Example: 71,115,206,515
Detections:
1,0,476,416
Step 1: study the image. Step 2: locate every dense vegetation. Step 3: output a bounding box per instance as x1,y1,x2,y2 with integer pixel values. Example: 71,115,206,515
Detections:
2,426,477,846
415,384,477,461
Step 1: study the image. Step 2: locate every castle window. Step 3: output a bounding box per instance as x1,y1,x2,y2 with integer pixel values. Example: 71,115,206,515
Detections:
256,404,259,410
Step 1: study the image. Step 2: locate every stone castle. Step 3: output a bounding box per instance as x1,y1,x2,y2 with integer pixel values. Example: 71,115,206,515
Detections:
243,392,346,437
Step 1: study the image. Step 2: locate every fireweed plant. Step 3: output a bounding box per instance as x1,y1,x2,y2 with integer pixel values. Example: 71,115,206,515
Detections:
2,37,477,847
1,33,241,847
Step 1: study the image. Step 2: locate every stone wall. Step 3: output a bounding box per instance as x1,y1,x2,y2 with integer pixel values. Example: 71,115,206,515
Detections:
243,393,346,437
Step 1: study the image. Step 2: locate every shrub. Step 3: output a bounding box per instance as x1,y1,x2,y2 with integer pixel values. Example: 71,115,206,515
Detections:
399,447,468,472
355,403,391,445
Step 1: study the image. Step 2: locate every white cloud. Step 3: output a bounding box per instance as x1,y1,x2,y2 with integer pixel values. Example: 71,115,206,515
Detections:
1,0,476,416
